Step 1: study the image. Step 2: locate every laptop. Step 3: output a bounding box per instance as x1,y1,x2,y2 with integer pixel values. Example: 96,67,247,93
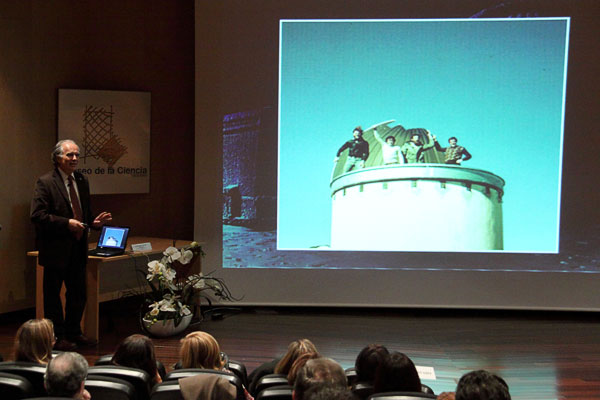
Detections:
88,225,130,257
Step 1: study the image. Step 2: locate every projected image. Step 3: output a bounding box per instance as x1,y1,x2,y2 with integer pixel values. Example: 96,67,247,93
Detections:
220,17,600,272
278,18,568,253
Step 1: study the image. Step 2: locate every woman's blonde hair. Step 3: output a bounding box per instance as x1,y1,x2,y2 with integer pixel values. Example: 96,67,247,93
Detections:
179,331,224,370
274,338,318,375
14,318,55,364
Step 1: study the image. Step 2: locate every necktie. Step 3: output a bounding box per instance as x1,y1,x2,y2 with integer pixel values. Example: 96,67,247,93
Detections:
68,176,83,239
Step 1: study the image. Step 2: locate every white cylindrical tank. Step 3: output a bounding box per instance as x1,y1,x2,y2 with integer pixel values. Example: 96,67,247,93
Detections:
330,164,504,251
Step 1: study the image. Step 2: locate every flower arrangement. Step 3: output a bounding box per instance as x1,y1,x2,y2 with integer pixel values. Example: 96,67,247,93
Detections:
142,241,237,328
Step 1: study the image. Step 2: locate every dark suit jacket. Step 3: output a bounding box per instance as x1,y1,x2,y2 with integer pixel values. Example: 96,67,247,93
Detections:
30,168,93,269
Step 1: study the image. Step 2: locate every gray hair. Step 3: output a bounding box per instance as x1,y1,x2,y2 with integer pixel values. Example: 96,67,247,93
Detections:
51,139,79,166
294,358,347,400
44,351,88,397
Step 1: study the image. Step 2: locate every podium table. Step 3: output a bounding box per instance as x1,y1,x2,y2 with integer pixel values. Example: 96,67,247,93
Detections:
28,237,199,342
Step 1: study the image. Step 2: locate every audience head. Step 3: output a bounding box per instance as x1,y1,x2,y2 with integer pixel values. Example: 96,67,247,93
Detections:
275,338,318,375
111,334,159,382
355,344,389,383
455,370,511,400
373,351,421,393
293,357,347,400
44,351,88,398
14,318,55,364
287,351,322,385
304,385,357,400
179,331,224,370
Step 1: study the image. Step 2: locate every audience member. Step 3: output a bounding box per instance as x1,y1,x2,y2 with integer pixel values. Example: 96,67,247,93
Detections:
276,339,319,375
304,385,358,400
293,357,348,400
437,392,456,400
354,344,389,384
179,331,255,400
179,331,225,370
14,318,55,364
111,333,162,386
455,370,511,400
373,352,421,393
44,351,90,399
249,338,318,395
179,373,237,400
287,352,321,385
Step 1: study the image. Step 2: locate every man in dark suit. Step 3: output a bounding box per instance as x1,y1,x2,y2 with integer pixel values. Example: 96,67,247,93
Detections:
31,139,112,350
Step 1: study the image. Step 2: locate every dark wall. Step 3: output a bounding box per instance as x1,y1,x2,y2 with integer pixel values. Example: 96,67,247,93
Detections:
0,0,194,313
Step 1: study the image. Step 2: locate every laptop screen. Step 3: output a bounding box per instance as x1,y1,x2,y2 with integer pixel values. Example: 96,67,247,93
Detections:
97,226,130,250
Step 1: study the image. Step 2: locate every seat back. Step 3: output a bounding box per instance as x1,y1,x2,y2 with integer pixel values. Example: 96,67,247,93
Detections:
85,375,136,400
227,359,248,388
256,385,293,400
420,384,434,395
0,361,47,396
255,373,288,394
0,371,36,399
95,353,166,379
88,365,152,400
367,392,437,400
164,368,244,400
352,381,374,400
150,381,183,400
345,367,358,386
95,354,114,365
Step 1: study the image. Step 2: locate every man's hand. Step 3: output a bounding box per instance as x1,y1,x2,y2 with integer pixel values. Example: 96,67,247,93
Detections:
92,211,112,228
68,219,86,233
80,388,91,400
456,159,462,165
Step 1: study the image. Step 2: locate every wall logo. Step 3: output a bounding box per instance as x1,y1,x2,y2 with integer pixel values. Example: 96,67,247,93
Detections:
82,105,128,168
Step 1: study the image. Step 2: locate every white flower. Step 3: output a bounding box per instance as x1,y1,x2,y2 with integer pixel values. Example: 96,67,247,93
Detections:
180,305,192,316
158,298,177,312
147,260,167,280
180,249,194,265
187,274,206,289
163,267,176,282
163,246,181,262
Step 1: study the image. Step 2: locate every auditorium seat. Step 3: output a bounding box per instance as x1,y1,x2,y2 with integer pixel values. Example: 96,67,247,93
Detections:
88,365,152,400
164,368,244,400
95,353,167,379
85,374,136,400
254,373,288,394
367,391,437,400
351,381,374,399
95,354,114,365
0,371,35,399
150,381,183,400
256,385,293,400
0,361,47,396
228,359,248,387
421,384,434,394
345,367,358,386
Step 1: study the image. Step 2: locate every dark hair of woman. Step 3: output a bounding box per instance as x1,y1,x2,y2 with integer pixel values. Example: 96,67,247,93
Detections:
111,334,161,385
355,344,389,383
373,352,421,393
